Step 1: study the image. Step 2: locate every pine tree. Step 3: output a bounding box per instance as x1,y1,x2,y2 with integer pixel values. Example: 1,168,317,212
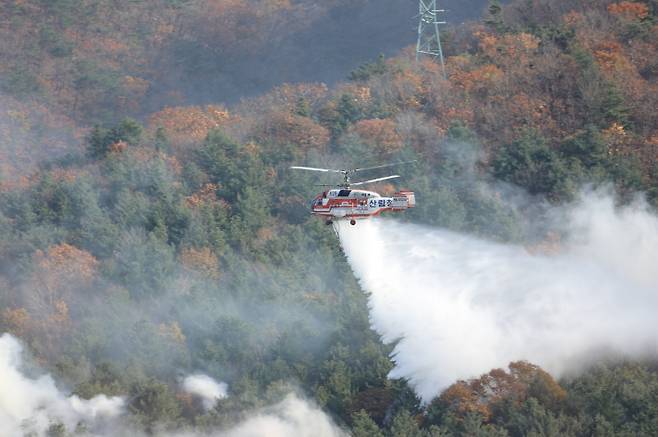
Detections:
485,0,505,32
351,410,384,437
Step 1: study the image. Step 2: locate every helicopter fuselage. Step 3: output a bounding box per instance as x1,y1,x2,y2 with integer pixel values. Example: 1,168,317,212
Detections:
311,188,415,223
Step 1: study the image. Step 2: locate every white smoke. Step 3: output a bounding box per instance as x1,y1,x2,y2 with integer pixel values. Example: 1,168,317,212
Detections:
0,333,345,436
336,192,658,401
219,394,347,437
0,333,124,436
182,374,228,411
153,394,347,437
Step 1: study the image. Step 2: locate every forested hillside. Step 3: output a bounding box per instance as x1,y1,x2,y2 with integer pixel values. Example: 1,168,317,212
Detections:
0,0,490,125
1,0,658,436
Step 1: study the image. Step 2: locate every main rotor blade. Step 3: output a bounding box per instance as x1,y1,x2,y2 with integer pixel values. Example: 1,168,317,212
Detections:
351,175,401,186
353,160,417,173
290,166,344,174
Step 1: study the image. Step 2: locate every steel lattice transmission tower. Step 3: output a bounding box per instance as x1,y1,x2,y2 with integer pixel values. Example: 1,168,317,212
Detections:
416,0,447,79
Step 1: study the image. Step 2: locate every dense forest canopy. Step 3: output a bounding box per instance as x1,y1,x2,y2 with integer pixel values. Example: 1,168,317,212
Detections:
1,0,658,436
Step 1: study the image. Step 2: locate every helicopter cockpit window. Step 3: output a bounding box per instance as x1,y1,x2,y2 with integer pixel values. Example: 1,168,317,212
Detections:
338,190,351,197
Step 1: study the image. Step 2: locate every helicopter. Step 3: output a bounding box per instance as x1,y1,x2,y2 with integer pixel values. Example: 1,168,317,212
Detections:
290,162,416,225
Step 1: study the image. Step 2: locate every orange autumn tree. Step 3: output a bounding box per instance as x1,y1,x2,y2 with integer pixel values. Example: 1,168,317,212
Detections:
374,63,426,111
158,321,186,344
31,243,99,306
185,183,221,209
179,247,221,280
608,1,650,21
450,62,504,97
431,361,566,422
4,243,100,360
351,119,404,154
239,83,329,116
1,307,31,339
148,105,231,152
253,110,330,154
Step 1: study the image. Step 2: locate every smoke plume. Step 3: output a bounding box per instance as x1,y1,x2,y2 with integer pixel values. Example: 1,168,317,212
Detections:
336,191,658,401
158,394,347,437
0,333,345,436
220,394,347,437
0,333,124,436
182,374,228,411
